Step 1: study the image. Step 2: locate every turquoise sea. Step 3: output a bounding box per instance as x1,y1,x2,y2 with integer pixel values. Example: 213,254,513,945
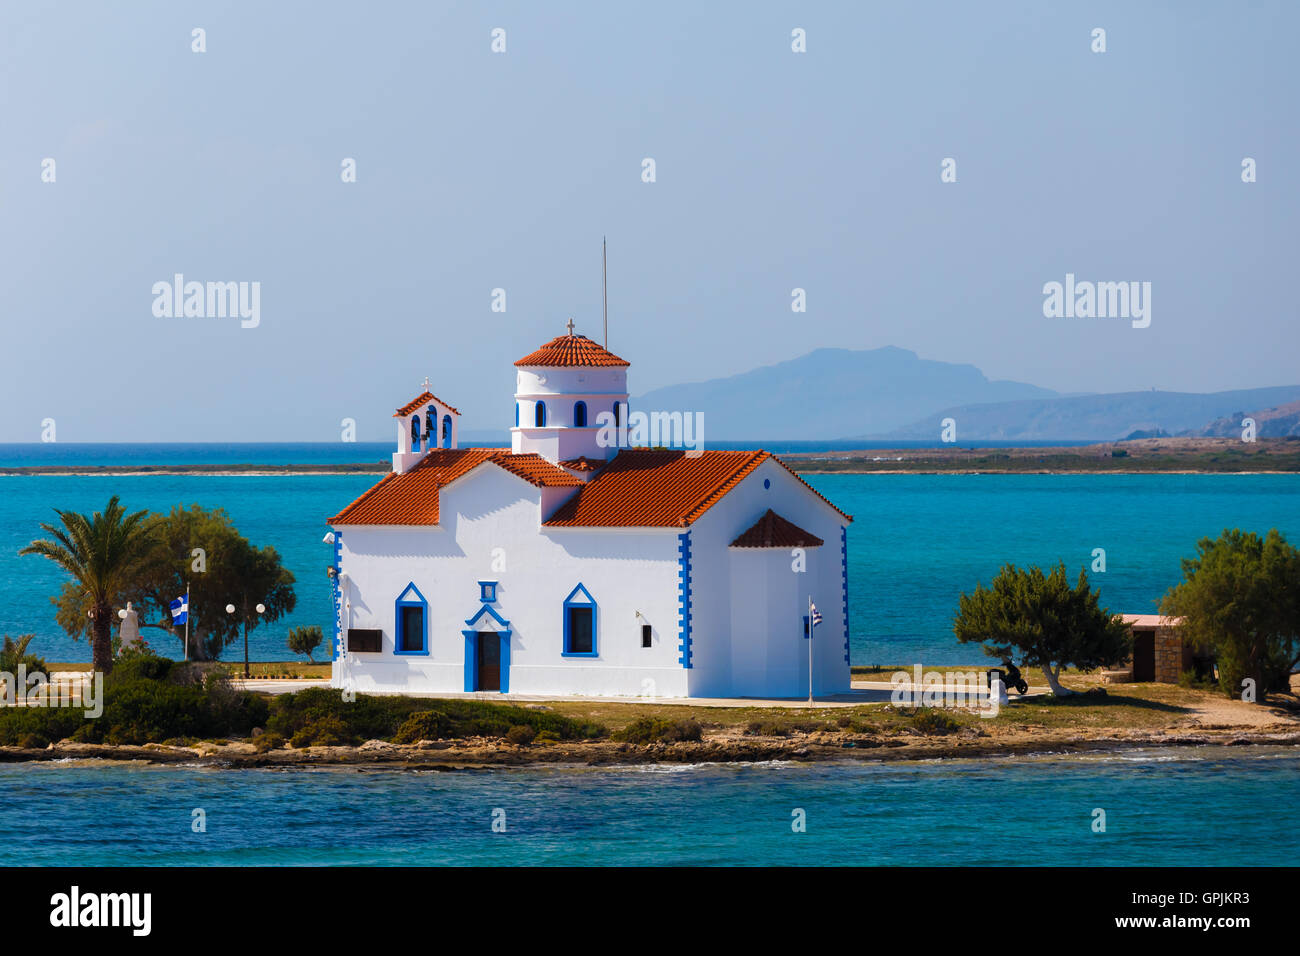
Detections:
1,460,1297,868
0,469,1296,666
1,748,1295,866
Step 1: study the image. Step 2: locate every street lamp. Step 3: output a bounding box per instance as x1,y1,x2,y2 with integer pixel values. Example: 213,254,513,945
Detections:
225,602,264,680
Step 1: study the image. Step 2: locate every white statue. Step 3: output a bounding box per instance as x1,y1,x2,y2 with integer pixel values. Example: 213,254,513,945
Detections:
118,601,142,651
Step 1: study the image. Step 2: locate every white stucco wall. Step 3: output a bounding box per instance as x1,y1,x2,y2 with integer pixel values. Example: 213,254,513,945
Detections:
511,365,628,462
332,463,687,698
683,458,851,698
330,453,850,700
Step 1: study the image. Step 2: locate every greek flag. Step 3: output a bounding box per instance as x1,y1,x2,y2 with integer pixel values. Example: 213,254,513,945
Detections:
169,596,188,625
810,603,823,627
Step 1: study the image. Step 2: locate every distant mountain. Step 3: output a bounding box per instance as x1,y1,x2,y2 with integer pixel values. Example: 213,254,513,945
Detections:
633,347,1056,440
881,386,1300,442
1187,399,1300,438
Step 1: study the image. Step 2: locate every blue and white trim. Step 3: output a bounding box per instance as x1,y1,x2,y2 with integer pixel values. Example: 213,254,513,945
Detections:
561,583,598,657
330,531,343,662
462,602,512,693
677,531,693,668
394,582,429,655
840,525,850,665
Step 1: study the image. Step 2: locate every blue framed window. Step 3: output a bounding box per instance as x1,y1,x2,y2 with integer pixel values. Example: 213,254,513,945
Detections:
573,401,587,427
612,402,621,426
425,407,437,446
442,414,452,445
535,401,547,427
410,416,421,452
478,581,498,603
562,583,598,657
395,583,429,655
515,403,520,427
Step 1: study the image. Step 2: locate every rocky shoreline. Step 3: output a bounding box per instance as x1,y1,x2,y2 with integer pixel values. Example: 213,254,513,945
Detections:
5,726,1299,770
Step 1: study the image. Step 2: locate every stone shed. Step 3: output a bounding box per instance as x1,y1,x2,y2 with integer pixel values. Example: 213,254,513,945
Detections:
1115,614,1189,683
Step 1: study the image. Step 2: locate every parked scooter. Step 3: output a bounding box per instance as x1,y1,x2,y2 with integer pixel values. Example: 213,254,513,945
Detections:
1000,659,1030,695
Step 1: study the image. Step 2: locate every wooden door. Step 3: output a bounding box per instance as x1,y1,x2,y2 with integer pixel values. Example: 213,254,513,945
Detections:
477,632,500,691
1131,630,1155,682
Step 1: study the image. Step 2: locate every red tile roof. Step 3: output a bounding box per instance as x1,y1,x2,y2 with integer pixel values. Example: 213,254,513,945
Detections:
490,453,583,488
332,447,852,528
730,509,824,548
514,334,630,368
542,449,851,528
330,450,577,525
559,456,606,473
393,390,460,417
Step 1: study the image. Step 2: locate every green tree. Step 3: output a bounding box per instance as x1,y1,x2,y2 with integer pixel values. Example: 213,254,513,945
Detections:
287,625,324,662
34,503,297,666
1160,528,1300,699
128,505,296,663
19,496,153,674
954,562,1132,695
0,634,47,676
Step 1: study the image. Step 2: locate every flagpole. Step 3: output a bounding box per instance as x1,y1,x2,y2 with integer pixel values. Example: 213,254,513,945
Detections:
184,582,190,662
807,594,813,706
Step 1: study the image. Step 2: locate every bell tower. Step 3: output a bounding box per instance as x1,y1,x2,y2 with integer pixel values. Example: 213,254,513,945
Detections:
392,378,461,474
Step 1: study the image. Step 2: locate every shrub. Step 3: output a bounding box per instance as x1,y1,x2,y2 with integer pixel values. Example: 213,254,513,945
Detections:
266,688,606,743
745,718,825,737
107,654,174,684
746,720,789,737
392,710,451,744
16,732,48,749
253,732,286,753
506,725,537,746
0,658,271,746
613,717,703,744
290,715,356,748
0,705,84,746
910,709,962,735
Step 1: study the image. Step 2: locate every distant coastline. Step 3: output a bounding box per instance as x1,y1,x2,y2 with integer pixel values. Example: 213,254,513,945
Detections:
4,438,1298,476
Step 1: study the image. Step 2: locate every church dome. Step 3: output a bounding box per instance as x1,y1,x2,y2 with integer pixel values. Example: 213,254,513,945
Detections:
512,323,630,464
514,331,630,368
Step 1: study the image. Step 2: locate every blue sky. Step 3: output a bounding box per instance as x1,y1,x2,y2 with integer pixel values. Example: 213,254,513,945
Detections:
2,1,1296,441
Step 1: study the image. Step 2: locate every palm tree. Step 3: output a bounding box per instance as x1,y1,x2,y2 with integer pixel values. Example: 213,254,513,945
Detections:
19,496,153,674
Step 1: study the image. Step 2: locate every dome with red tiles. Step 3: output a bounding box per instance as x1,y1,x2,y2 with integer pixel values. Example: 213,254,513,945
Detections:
514,331,630,368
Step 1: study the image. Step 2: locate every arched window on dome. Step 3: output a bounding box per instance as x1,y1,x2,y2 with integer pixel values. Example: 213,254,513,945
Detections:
442,414,452,445
535,401,547,427
410,415,421,452
573,401,587,427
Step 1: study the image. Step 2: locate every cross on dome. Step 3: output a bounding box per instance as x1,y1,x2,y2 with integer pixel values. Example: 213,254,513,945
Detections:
565,318,576,335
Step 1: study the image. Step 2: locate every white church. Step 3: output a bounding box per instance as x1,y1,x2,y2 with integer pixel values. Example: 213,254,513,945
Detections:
327,327,853,699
